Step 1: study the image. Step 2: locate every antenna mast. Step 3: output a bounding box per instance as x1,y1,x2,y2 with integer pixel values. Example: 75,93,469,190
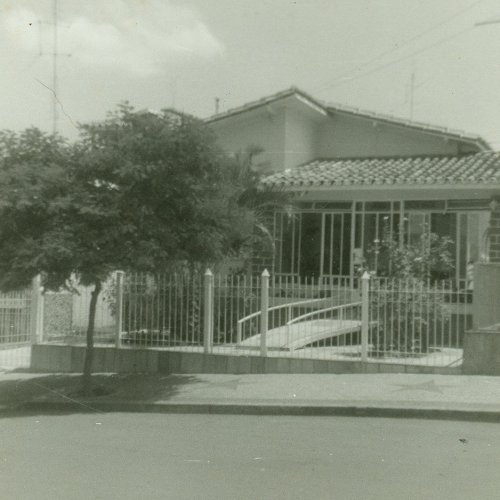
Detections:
409,60,416,120
52,0,58,134
38,0,71,134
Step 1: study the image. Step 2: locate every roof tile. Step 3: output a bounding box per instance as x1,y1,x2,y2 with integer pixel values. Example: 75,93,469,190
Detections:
262,152,500,189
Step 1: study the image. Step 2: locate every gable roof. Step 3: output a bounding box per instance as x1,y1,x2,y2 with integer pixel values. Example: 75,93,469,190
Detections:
206,87,490,151
262,152,500,190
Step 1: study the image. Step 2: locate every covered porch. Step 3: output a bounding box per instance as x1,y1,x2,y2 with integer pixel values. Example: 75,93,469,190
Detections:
264,154,500,288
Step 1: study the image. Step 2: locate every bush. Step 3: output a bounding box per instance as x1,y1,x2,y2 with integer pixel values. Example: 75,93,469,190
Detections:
369,278,450,355
365,224,454,355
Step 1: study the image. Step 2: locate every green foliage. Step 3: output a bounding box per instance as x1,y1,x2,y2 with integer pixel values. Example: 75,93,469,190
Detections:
0,106,269,292
366,223,453,356
221,146,290,272
367,222,454,281
0,106,282,390
0,128,73,291
369,278,449,355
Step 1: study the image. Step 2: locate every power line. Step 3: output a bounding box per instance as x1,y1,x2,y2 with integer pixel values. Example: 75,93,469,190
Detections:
314,26,473,93
313,0,485,94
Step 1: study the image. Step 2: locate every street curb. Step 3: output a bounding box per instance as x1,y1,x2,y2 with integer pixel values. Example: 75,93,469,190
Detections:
6,400,500,422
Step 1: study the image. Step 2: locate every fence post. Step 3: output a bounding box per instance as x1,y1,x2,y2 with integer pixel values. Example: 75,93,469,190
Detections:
361,271,370,362
260,269,270,357
115,271,125,349
204,269,214,354
287,304,292,353
30,275,43,344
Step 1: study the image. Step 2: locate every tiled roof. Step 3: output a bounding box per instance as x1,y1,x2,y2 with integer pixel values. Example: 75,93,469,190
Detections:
206,87,490,151
262,152,500,190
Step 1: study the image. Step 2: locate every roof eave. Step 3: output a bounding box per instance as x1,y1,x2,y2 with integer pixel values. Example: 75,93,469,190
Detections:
205,87,328,124
263,182,500,192
327,107,491,152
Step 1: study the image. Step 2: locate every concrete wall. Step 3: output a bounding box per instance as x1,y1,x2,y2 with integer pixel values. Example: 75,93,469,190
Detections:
211,106,479,176
463,262,500,374
472,263,500,329
283,108,320,170
317,113,465,159
210,98,483,175
210,109,287,174
31,344,461,375
463,326,500,375
71,282,115,330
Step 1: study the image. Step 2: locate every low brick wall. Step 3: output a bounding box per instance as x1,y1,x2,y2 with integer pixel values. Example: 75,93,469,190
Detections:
31,344,461,375
463,326,500,375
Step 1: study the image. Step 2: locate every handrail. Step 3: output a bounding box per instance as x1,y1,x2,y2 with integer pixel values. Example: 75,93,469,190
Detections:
286,301,361,326
236,297,325,344
237,297,325,326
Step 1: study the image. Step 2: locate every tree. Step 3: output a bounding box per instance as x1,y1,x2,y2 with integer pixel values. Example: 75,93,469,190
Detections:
220,145,290,273
0,106,258,394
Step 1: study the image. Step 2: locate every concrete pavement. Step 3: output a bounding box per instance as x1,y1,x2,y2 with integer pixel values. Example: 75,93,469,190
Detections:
1,371,500,420
3,413,499,500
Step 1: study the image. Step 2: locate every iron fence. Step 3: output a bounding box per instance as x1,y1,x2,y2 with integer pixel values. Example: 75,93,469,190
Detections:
368,277,470,367
0,286,33,370
0,289,32,345
39,270,470,368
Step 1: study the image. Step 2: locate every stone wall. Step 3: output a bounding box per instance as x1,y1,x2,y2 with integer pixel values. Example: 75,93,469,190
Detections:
43,292,73,339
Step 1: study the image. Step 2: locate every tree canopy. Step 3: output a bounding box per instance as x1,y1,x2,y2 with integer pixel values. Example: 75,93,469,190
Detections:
0,105,261,291
0,105,285,392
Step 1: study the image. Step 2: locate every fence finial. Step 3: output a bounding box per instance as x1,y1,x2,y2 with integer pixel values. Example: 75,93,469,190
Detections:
204,268,213,277
262,269,270,277
362,271,371,281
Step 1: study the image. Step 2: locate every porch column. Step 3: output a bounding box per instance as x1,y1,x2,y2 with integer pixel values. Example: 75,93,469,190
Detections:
471,198,500,329
488,198,500,263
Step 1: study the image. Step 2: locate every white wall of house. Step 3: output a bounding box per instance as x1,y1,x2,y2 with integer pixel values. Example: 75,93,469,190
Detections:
317,113,471,158
210,108,287,173
209,96,481,175
283,107,321,170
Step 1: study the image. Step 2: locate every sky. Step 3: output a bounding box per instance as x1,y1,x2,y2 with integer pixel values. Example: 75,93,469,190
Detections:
1,0,500,147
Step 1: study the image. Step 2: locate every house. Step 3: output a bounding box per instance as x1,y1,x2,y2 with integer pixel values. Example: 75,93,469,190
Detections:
207,87,500,286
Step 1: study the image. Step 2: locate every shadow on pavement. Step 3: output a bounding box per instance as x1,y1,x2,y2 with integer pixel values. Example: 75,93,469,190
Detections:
0,373,201,418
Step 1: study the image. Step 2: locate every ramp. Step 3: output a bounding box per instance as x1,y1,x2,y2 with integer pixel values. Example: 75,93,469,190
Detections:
239,319,362,351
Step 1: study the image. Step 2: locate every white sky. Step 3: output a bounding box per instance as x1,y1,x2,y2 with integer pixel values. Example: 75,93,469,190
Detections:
1,0,500,147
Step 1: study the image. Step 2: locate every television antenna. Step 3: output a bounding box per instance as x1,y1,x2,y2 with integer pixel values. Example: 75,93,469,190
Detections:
38,0,71,134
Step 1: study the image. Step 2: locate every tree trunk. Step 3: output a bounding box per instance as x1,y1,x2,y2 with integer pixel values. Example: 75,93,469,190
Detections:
82,280,102,396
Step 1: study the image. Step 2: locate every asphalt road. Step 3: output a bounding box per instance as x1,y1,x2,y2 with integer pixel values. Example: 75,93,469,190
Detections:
1,413,500,500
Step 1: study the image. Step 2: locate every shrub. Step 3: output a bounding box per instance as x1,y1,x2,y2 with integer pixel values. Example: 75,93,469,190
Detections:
365,224,454,355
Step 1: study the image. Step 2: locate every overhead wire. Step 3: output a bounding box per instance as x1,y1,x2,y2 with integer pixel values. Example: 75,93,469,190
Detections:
312,0,486,93
316,26,473,93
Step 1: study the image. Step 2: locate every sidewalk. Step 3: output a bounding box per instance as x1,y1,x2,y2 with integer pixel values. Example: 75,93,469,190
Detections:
1,371,500,421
